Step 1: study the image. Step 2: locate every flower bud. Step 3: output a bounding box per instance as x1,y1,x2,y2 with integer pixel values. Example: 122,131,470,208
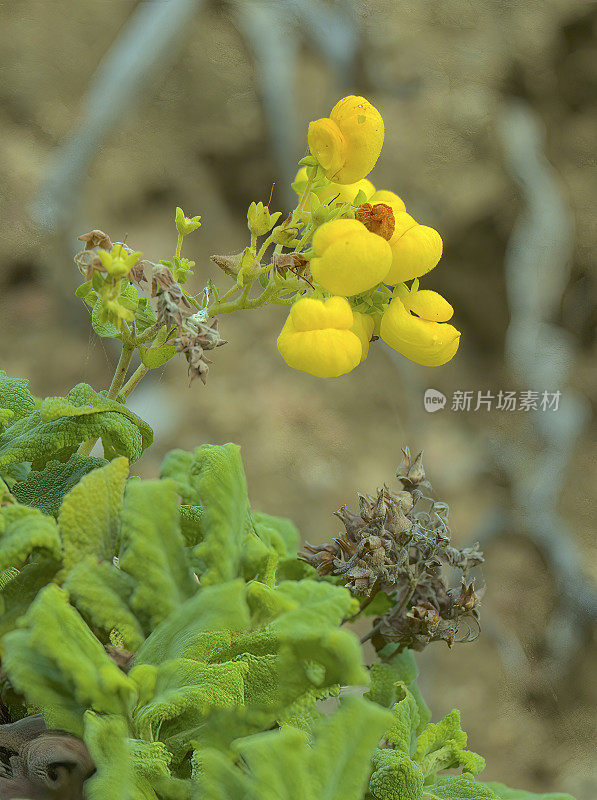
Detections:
175,206,202,236
277,296,362,378
247,201,281,236
308,95,384,184
310,219,392,297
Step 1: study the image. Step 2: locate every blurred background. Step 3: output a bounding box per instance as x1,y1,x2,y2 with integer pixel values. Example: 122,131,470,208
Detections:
1,0,596,795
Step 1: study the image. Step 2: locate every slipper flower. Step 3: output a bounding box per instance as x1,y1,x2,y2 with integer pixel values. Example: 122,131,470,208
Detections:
310,219,392,297
385,212,443,285
380,287,460,366
277,296,362,377
308,95,384,184
369,189,406,220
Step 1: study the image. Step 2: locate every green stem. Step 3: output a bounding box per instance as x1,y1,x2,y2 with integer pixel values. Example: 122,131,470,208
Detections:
175,233,184,259
107,342,135,400
122,364,149,398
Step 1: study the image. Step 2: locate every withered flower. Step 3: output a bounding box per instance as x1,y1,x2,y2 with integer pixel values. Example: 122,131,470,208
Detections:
300,448,485,653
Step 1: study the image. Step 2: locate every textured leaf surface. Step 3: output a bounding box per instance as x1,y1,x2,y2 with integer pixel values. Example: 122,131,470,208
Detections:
2,584,136,735
0,505,62,574
0,559,59,644
12,453,108,517
188,444,250,584
84,711,133,800
414,710,484,777
0,383,152,469
0,372,36,422
135,580,250,666
119,479,197,631
58,457,128,572
423,774,497,800
64,556,144,650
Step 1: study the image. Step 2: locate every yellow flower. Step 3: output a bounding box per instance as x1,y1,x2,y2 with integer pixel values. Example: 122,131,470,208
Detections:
351,311,375,361
385,213,443,285
369,189,406,221
310,219,392,296
277,296,362,378
308,95,384,184
380,287,460,366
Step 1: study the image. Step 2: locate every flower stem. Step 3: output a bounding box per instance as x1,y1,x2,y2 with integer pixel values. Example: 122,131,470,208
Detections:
122,364,149,398
107,342,135,400
175,233,184,259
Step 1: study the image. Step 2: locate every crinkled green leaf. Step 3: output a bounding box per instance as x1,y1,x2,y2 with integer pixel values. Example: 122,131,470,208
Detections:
191,747,256,800
84,711,133,800
58,457,128,572
414,710,484,777
252,511,300,559
134,658,247,756
0,504,62,577
0,383,152,470
160,450,197,504
367,650,430,732
187,444,251,584
0,371,36,422
118,479,197,631
385,683,420,755
0,559,59,645
423,774,497,800
179,505,205,546
484,783,575,800
2,584,136,735
12,453,108,517
234,725,310,800
135,580,250,666
370,748,424,800
64,556,144,650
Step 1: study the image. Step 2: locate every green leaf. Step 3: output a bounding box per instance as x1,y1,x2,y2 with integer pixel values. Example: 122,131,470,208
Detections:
234,725,310,800
134,658,247,754
370,748,425,800
58,457,129,572
423,774,497,800
135,580,250,666
0,559,59,644
12,453,108,517
252,511,300,559
84,711,133,800
414,710,484,777
189,444,251,584
367,650,430,731
0,504,62,575
64,556,144,650
2,584,136,735
385,683,420,755
0,383,152,470
135,298,158,333
140,326,177,369
361,591,395,616
191,747,257,800
0,372,36,422
484,782,576,800
118,479,197,631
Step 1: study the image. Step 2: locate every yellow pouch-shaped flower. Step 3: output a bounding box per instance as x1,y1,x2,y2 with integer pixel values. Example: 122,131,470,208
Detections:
351,311,375,362
394,284,454,322
310,219,392,296
369,189,406,220
385,213,443,285
308,95,384,184
380,295,460,366
277,296,362,377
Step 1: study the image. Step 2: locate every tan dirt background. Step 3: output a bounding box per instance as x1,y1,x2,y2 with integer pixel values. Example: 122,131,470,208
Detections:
0,1,596,796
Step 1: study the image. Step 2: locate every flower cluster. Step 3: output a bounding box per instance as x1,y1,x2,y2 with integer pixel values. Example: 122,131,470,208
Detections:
300,448,484,652
275,95,460,377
